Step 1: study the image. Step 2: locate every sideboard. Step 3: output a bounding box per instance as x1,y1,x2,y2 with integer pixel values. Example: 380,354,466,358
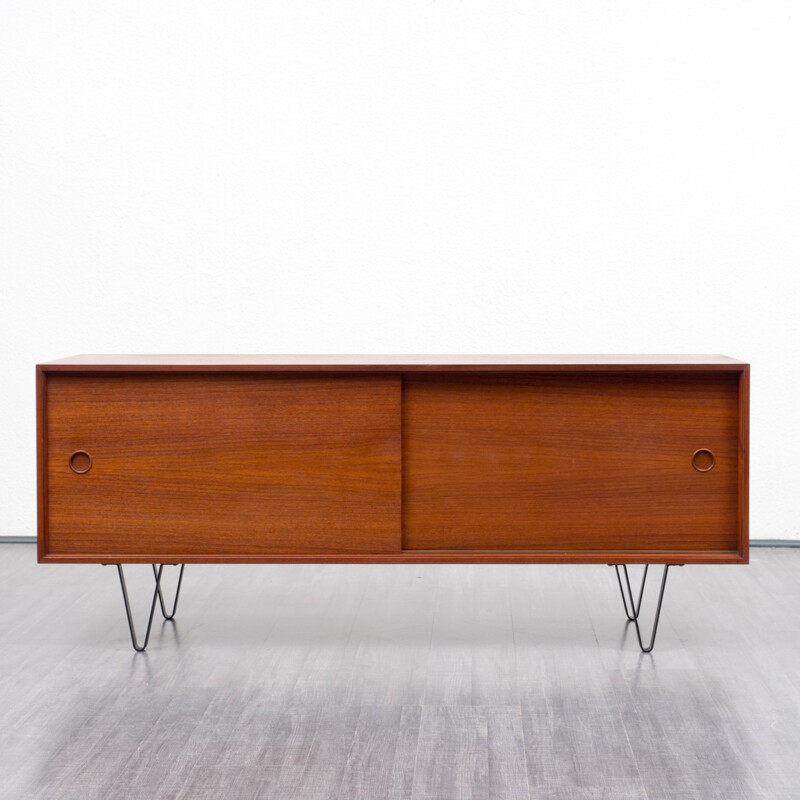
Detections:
37,355,749,651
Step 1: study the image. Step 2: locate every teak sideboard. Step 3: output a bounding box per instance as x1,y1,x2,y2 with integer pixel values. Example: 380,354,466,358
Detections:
37,355,749,652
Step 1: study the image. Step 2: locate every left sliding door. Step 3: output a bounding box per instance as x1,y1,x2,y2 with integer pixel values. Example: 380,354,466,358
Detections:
40,374,401,561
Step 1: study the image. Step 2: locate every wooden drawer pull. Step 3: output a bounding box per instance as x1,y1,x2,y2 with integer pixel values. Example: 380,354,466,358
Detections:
691,448,715,473
69,450,92,474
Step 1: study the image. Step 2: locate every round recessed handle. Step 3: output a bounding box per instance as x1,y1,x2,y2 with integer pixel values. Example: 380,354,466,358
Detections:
691,448,715,473
69,450,92,474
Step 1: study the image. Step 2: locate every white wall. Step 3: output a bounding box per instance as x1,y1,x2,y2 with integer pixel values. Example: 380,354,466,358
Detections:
1,1,798,539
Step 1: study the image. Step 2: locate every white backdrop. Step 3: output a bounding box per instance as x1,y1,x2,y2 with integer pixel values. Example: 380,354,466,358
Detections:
1,1,798,539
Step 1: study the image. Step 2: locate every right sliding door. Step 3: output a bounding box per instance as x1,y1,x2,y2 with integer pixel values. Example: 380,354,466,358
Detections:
402,372,743,558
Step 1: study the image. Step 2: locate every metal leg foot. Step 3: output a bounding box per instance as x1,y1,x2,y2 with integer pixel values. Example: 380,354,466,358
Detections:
152,564,185,620
611,564,670,653
116,564,185,651
614,564,648,620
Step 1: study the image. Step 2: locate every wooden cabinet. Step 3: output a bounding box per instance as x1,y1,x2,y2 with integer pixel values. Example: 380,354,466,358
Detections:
37,355,749,565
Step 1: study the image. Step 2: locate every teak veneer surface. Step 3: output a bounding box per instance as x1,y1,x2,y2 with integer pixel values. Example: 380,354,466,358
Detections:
402,373,739,553
37,356,749,565
44,375,401,557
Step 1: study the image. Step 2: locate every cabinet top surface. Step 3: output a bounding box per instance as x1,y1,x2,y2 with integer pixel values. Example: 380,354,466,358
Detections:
39,354,747,370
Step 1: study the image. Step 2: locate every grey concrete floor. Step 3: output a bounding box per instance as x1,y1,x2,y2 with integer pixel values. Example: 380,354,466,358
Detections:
1,543,799,799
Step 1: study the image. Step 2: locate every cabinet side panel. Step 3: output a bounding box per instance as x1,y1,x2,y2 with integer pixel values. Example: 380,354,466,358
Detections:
45,374,401,558
402,373,740,555
37,366,48,561
738,366,750,562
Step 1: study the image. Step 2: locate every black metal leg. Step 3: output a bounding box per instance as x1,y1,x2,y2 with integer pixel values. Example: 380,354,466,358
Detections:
152,564,185,620
116,564,185,651
614,564,648,620
611,564,670,653
117,564,163,652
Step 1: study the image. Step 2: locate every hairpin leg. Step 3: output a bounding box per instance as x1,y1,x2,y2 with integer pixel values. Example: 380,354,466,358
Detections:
614,564,648,620
610,564,670,653
152,564,185,620
115,564,185,651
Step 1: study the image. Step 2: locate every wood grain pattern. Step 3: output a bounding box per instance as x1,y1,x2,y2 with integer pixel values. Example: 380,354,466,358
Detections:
37,551,745,564
336,706,405,799
738,366,750,564
402,373,741,555
44,375,401,558
36,365,47,563
37,358,749,565
413,706,489,799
